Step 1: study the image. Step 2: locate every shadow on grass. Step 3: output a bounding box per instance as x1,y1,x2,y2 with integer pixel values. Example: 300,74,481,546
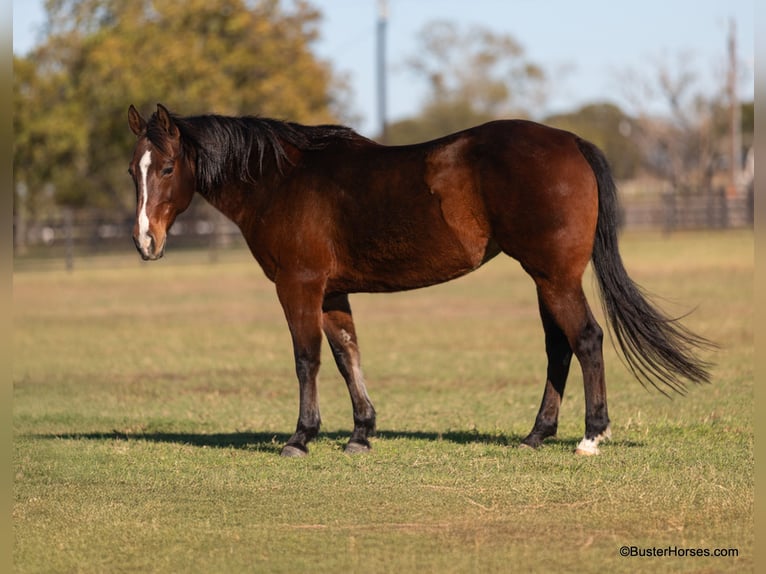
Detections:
27,429,645,453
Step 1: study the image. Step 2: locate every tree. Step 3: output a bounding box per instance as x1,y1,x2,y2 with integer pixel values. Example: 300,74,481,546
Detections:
616,52,731,195
386,100,497,146
13,51,89,212
14,0,351,215
387,20,546,144
544,103,642,180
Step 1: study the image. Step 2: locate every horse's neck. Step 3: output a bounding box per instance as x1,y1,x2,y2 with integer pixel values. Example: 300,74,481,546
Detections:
201,179,269,230
198,136,298,227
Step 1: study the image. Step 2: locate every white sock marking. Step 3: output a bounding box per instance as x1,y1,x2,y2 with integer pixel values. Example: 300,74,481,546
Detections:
575,425,612,456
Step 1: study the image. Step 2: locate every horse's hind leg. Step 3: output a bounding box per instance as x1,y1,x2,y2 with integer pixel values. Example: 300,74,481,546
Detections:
520,290,573,448
531,278,611,455
322,293,377,453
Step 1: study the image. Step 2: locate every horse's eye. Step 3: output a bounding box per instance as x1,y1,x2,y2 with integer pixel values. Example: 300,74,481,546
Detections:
161,166,174,176
128,167,134,177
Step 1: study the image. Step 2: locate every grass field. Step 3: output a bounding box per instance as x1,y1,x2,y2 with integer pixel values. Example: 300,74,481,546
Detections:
13,230,753,573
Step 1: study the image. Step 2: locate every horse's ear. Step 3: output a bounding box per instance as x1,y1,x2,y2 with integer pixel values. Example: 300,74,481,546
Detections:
156,104,179,140
128,105,146,136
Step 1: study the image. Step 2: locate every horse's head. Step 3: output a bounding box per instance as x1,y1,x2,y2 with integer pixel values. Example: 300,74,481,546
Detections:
127,104,195,260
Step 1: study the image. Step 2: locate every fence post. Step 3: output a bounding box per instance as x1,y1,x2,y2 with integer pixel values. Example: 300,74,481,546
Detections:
662,191,676,235
719,187,729,228
64,207,74,272
208,217,219,263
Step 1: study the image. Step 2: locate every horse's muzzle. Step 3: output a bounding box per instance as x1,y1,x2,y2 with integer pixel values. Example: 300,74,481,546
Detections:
133,232,165,261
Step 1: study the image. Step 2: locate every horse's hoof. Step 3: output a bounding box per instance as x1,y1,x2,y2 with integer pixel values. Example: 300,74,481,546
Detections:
345,441,371,455
574,437,601,456
281,444,308,458
574,427,610,456
518,442,536,450
519,434,548,449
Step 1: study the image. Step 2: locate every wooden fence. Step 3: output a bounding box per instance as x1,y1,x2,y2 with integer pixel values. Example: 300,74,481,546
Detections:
13,187,755,265
620,187,754,231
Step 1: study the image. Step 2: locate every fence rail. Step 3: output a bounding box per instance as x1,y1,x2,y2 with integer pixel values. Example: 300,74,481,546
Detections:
13,190,754,265
621,188,753,231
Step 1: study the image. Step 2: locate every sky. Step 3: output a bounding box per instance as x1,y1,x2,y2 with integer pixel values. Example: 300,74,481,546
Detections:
13,0,754,136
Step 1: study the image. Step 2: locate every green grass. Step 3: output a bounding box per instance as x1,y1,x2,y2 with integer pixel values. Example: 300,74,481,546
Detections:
13,230,753,573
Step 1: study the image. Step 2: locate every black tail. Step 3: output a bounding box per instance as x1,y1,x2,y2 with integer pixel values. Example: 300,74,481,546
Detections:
576,138,715,395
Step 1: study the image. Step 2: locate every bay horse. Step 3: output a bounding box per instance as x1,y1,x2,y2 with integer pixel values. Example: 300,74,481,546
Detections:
127,103,712,457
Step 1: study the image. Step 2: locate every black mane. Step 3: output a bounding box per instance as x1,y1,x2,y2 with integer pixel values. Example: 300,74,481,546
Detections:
145,112,361,196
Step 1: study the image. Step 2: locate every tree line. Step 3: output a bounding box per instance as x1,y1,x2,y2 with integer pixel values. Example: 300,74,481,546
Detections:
14,0,351,219
14,1,753,233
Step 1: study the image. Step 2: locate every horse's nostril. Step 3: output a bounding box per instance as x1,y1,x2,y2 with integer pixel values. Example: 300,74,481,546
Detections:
132,231,158,258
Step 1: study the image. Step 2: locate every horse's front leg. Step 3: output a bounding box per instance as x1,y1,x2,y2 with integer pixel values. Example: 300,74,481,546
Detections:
276,276,326,457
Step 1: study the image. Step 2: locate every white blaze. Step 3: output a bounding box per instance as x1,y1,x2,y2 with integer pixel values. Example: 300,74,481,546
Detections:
138,150,152,250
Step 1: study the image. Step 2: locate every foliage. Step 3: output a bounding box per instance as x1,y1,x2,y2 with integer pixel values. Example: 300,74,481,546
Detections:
544,103,643,180
385,100,497,146
387,21,546,144
13,231,753,572
14,0,350,212
616,53,752,195
13,52,89,214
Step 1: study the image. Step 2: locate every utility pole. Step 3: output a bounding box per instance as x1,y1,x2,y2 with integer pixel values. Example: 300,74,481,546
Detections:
376,0,388,143
727,18,741,196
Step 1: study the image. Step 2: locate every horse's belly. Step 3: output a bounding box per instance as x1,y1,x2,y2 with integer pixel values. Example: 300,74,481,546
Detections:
331,216,496,294
329,135,497,293
333,255,474,294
